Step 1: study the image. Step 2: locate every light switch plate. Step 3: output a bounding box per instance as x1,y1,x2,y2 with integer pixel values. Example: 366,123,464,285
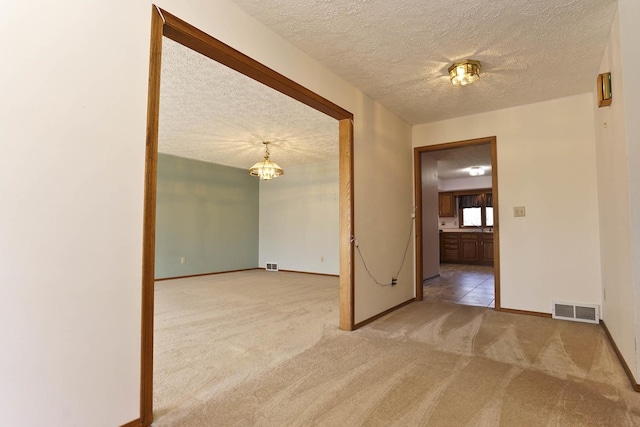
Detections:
514,206,526,217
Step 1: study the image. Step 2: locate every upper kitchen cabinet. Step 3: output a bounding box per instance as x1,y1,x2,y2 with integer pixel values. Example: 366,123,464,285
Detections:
438,192,455,217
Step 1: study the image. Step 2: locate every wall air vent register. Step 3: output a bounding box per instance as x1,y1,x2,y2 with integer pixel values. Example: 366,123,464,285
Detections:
265,262,278,272
552,301,599,324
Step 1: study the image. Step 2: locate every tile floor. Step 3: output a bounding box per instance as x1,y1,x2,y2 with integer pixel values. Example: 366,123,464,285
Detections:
423,263,495,308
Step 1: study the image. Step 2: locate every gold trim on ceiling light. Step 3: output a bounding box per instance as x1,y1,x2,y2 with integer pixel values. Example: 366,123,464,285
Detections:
448,60,481,86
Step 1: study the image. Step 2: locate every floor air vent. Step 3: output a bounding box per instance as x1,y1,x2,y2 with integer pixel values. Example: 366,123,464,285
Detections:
552,301,599,324
265,262,278,272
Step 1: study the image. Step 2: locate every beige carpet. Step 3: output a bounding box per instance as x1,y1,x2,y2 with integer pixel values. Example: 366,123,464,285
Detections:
153,270,640,426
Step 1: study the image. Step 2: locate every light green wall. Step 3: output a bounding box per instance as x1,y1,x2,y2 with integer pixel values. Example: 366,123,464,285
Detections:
155,153,259,279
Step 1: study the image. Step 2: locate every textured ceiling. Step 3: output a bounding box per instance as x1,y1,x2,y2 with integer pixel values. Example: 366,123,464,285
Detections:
159,0,617,175
230,0,618,124
158,37,338,170
427,144,492,180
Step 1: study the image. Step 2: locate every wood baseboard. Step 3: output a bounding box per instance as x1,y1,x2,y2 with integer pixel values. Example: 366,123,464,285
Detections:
120,418,141,427
353,298,416,329
600,320,640,392
155,268,259,281
498,307,552,318
278,269,339,277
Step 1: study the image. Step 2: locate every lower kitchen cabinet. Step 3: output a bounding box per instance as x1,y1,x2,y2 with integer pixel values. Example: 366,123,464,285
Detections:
440,232,494,265
480,234,494,263
440,233,459,262
460,234,479,262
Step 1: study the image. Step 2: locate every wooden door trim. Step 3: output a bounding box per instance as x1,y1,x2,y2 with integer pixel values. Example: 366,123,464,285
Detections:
142,5,355,425
413,136,500,308
339,119,355,330
140,7,163,426
413,148,424,301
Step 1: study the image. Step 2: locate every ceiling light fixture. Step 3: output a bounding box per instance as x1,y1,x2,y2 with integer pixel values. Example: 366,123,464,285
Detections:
469,166,485,176
448,60,481,86
248,141,284,180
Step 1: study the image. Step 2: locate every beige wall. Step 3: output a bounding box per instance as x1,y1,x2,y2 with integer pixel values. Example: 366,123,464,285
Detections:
352,101,415,322
618,0,640,380
413,94,602,314
0,0,412,425
594,2,640,381
0,1,149,425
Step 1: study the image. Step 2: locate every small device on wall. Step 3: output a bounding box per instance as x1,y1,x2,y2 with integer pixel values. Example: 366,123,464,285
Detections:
597,72,612,107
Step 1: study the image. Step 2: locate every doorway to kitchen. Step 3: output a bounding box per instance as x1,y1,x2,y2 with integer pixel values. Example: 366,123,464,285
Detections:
413,136,500,309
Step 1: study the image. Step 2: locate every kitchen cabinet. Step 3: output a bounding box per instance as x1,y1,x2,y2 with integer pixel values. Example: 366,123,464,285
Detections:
440,232,459,262
480,234,494,263
460,234,479,262
439,232,494,265
438,192,455,217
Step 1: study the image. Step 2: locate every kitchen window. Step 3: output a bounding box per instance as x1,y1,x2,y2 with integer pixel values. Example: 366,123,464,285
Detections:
459,193,493,228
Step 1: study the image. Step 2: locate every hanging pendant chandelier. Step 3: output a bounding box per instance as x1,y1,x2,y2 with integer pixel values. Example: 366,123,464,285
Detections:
248,141,284,180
